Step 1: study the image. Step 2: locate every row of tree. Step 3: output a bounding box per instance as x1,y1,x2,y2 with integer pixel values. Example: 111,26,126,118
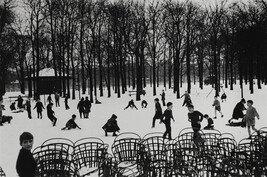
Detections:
0,0,266,101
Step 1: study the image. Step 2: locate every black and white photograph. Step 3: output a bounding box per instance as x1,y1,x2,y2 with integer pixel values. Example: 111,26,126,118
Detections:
0,0,267,176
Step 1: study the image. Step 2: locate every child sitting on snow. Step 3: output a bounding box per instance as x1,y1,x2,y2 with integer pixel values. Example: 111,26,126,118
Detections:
10,102,16,111
203,114,214,130
61,114,81,130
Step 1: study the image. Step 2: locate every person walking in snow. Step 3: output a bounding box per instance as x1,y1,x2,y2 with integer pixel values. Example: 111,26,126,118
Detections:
212,96,223,119
152,98,162,128
160,102,175,140
64,94,70,110
46,103,57,126
124,99,138,110
83,96,91,118
245,100,260,138
77,97,85,118
33,99,45,119
61,114,81,130
160,90,166,106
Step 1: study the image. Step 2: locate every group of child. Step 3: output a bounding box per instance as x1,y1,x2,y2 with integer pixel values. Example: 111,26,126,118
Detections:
10,89,261,177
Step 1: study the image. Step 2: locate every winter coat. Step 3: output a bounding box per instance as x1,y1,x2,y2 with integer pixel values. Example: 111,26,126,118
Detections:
16,148,37,177
33,102,45,112
232,102,246,119
102,117,120,132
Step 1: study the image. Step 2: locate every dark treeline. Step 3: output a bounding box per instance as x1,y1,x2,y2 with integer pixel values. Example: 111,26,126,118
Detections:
0,0,266,101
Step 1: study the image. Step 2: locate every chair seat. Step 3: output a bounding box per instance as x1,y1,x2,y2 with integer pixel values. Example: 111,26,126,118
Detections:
78,166,98,176
118,161,136,168
118,162,139,176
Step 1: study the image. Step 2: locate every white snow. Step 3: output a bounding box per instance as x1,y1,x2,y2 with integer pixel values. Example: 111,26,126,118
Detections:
0,83,266,176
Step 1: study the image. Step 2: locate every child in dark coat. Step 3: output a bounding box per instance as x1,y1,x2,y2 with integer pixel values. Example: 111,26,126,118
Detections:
152,98,162,128
83,96,91,118
228,98,246,123
181,91,192,107
203,114,214,130
188,105,204,141
61,114,81,130
16,132,37,177
10,102,16,111
33,99,45,119
160,102,175,140
77,97,85,118
16,95,24,109
102,114,120,136
46,103,57,126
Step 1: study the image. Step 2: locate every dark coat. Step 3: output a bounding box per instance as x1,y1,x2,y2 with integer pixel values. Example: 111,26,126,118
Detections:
46,104,54,117
154,102,162,119
16,97,24,109
102,117,120,132
84,99,91,112
16,148,37,177
232,102,246,119
66,119,79,128
34,102,45,112
188,111,203,128
77,100,84,112
161,109,174,126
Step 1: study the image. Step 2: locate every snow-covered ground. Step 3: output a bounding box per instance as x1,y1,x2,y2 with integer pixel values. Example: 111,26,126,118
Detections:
0,83,266,176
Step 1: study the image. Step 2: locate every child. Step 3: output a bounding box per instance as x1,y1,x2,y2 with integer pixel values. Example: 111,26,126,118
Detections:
16,95,24,109
46,103,57,126
160,90,166,106
25,98,32,119
33,99,45,119
152,98,162,128
245,100,260,138
181,91,192,107
64,94,70,110
228,98,246,124
54,92,60,107
77,97,85,118
124,99,138,110
212,96,223,119
61,114,81,130
187,105,203,141
160,102,175,140
10,102,16,111
47,94,52,104
102,114,120,136
83,96,91,118
141,100,148,108
221,93,227,102
203,114,214,130
16,132,37,177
